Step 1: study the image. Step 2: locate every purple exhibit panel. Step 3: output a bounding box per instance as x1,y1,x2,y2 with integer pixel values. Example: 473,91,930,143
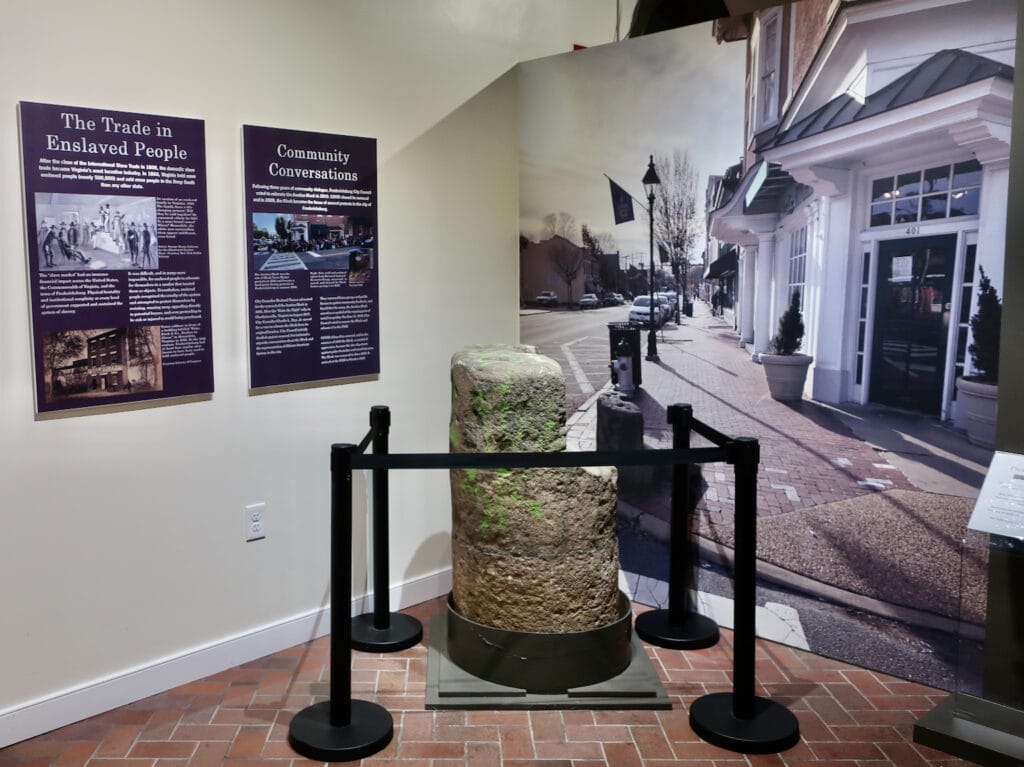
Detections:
19,101,213,414
242,125,379,390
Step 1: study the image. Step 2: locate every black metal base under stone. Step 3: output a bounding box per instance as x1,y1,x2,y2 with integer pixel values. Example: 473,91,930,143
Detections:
350,612,423,653
288,700,393,762
635,608,720,651
689,692,801,754
914,693,1024,766
425,615,671,710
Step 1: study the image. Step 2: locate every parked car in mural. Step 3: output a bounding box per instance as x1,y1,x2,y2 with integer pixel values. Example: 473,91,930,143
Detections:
657,292,679,321
603,292,625,306
628,295,662,326
578,293,600,309
535,290,558,306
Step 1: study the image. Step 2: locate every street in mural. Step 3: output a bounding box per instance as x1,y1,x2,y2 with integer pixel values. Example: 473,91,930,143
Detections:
518,0,1016,690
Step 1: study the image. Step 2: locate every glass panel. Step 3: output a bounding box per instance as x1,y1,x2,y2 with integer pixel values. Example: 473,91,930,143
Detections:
952,159,982,188
963,244,977,281
856,354,864,384
860,286,869,317
871,177,894,202
922,194,948,220
894,198,918,223
960,285,973,325
896,171,922,197
957,325,968,361
862,253,871,285
858,320,866,350
950,187,980,217
871,202,892,227
923,165,951,193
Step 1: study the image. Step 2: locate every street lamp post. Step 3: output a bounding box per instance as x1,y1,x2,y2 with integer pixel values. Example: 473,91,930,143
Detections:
643,155,661,361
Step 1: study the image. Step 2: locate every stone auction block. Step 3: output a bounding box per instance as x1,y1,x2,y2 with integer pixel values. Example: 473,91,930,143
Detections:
450,344,566,454
449,344,620,633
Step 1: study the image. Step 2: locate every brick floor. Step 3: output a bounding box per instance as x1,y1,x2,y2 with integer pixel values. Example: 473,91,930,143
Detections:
0,598,974,766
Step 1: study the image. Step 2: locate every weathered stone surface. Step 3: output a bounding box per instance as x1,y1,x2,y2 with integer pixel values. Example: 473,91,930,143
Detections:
450,344,565,453
596,392,651,492
449,344,620,633
452,535,620,632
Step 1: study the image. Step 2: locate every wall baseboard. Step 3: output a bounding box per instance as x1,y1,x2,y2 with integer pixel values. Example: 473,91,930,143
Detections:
0,568,452,749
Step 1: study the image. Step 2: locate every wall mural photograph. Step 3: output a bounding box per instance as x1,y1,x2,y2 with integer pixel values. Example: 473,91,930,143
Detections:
518,0,1017,691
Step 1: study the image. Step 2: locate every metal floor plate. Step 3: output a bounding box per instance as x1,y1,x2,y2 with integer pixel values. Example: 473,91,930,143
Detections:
425,615,672,710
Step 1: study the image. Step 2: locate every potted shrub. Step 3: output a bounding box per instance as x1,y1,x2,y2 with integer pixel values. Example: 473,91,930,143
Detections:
956,266,1001,448
761,290,813,401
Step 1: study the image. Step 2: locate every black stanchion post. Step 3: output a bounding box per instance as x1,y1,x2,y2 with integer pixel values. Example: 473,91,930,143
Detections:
288,444,394,762
635,404,720,650
688,437,800,754
351,407,423,653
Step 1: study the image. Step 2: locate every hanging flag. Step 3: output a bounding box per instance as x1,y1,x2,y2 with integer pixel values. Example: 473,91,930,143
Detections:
609,178,635,225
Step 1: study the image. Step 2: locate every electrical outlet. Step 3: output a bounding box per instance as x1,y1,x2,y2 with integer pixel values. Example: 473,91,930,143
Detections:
246,502,266,542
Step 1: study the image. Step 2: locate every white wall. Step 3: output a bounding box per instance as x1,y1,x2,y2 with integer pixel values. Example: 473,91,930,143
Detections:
0,0,632,742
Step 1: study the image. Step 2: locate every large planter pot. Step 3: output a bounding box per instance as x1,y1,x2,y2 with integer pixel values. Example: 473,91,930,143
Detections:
761,353,813,401
956,377,998,448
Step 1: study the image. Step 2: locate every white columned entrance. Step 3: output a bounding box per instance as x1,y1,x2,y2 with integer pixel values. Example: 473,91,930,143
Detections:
753,232,775,356
739,248,755,345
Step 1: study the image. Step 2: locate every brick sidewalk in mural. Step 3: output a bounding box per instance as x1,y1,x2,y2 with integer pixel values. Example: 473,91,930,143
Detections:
617,308,915,536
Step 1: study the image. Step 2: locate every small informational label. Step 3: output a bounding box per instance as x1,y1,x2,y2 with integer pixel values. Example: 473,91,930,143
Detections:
968,451,1024,539
891,255,913,282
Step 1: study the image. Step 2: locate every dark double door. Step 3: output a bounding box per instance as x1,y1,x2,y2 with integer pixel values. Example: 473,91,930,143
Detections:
870,235,955,415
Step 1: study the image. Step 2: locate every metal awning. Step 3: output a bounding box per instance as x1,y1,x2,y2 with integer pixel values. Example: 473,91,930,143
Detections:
760,49,1014,152
704,248,737,279
743,160,796,215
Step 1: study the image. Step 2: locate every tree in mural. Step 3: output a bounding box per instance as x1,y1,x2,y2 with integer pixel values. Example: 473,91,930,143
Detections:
542,212,578,242
274,215,290,241
653,150,703,298
581,224,619,293
543,212,587,307
43,330,85,396
129,327,159,387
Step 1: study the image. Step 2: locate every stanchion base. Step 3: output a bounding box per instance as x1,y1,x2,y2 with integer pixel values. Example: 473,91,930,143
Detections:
288,700,393,762
351,612,423,653
689,692,800,754
635,609,720,650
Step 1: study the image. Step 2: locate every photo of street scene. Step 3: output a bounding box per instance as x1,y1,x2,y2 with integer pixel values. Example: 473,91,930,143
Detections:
42,326,162,404
251,212,374,273
518,0,1015,690
35,193,159,271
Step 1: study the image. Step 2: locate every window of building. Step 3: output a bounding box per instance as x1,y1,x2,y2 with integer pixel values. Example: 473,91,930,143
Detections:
750,8,782,137
870,160,982,227
788,225,807,300
787,225,808,352
952,241,977,399
856,251,870,385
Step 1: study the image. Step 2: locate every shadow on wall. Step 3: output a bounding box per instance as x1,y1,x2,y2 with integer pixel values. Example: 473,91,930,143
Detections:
403,531,453,601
